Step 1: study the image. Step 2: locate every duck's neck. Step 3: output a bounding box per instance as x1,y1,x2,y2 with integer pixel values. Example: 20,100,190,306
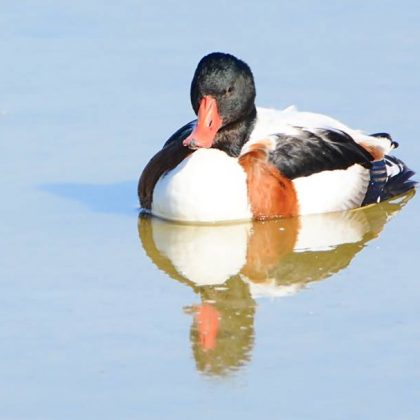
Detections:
213,106,257,157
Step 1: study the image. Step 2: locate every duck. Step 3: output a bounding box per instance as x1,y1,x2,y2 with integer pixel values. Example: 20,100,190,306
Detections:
138,52,416,223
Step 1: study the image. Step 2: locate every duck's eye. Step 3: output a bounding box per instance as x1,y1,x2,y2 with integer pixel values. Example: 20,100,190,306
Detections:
225,86,234,95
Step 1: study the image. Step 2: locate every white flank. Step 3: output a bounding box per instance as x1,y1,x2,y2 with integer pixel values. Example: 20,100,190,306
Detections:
152,148,252,223
151,218,251,286
293,164,371,215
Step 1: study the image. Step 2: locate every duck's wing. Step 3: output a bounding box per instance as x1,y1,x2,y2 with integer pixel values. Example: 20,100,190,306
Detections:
267,127,373,180
239,127,376,216
138,121,195,210
262,127,415,212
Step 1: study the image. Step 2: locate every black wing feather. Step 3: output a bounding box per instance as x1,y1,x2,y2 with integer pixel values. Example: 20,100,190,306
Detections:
268,127,373,179
138,121,195,209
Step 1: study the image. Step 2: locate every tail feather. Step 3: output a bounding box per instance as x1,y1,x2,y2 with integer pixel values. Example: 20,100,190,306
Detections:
363,155,416,205
382,155,417,200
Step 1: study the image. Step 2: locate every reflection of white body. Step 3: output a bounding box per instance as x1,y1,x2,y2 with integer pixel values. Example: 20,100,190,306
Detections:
151,220,251,285
149,209,382,296
294,211,370,251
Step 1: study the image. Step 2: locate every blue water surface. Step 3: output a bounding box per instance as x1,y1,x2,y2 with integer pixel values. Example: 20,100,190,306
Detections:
1,1,420,419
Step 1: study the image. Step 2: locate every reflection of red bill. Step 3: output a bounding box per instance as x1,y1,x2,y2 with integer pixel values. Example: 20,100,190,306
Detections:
195,303,220,351
183,96,223,149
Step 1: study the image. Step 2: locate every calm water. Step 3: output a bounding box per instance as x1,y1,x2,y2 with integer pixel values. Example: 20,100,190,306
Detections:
1,1,420,419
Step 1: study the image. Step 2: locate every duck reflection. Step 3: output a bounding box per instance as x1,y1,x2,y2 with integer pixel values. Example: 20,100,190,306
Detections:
138,192,414,376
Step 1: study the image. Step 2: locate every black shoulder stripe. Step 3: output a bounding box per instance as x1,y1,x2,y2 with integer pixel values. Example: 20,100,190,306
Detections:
268,127,373,180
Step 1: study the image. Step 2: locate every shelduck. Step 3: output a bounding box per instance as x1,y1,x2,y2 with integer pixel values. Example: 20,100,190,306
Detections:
138,52,415,223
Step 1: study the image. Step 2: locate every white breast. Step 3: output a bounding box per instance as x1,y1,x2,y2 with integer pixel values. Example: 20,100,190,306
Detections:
152,148,252,223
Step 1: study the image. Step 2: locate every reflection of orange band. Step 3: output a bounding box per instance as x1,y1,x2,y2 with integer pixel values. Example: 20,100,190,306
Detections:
195,304,220,351
242,217,300,282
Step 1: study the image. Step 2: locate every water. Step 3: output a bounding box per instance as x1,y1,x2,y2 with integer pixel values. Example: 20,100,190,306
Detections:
1,1,420,419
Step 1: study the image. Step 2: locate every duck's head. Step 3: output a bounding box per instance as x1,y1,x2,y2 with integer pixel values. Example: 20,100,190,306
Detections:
183,52,256,150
